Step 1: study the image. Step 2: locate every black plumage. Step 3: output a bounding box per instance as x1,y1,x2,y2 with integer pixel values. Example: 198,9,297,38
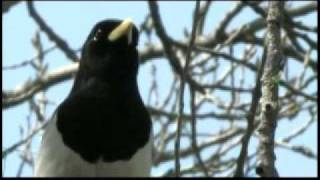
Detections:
56,19,151,163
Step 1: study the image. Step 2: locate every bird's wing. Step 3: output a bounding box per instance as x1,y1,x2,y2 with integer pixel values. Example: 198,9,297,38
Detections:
34,113,96,177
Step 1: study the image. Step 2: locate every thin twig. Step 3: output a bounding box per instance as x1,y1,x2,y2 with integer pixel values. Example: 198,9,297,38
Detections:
2,120,49,158
175,1,201,176
234,33,267,177
26,1,79,62
148,1,205,94
190,85,209,176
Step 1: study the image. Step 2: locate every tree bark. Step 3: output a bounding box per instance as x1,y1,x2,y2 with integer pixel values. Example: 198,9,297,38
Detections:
256,1,284,177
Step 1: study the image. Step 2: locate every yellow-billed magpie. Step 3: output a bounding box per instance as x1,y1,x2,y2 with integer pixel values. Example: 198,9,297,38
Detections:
34,18,152,177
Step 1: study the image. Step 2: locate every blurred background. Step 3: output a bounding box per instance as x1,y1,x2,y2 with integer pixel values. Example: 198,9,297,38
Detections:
2,1,318,177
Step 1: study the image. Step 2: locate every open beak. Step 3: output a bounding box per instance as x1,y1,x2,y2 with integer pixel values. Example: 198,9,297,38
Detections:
108,18,133,45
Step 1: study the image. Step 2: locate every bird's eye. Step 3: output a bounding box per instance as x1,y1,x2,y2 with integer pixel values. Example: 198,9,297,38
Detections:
93,29,102,42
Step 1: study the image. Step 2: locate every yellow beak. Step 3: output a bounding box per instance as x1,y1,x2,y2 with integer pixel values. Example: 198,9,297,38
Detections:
108,18,133,45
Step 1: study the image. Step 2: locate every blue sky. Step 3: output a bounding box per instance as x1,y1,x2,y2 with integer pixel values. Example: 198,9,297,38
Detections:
2,1,317,177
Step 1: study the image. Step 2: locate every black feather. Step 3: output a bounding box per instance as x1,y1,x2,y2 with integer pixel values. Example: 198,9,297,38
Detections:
56,19,151,163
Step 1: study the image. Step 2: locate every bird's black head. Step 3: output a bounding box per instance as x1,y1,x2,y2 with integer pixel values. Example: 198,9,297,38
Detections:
79,18,139,84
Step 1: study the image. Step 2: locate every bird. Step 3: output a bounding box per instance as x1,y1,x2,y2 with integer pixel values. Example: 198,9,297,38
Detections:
34,18,153,177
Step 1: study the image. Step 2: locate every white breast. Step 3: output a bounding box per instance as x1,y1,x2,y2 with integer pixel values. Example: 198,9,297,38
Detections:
34,114,152,177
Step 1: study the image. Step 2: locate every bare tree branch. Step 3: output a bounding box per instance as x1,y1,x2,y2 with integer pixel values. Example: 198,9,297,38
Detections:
234,33,267,177
175,1,200,176
26,1,79,62
2,0,21,14
256,1,284,177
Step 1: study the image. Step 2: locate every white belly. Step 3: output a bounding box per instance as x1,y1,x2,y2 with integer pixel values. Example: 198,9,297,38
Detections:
34,115,152,177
